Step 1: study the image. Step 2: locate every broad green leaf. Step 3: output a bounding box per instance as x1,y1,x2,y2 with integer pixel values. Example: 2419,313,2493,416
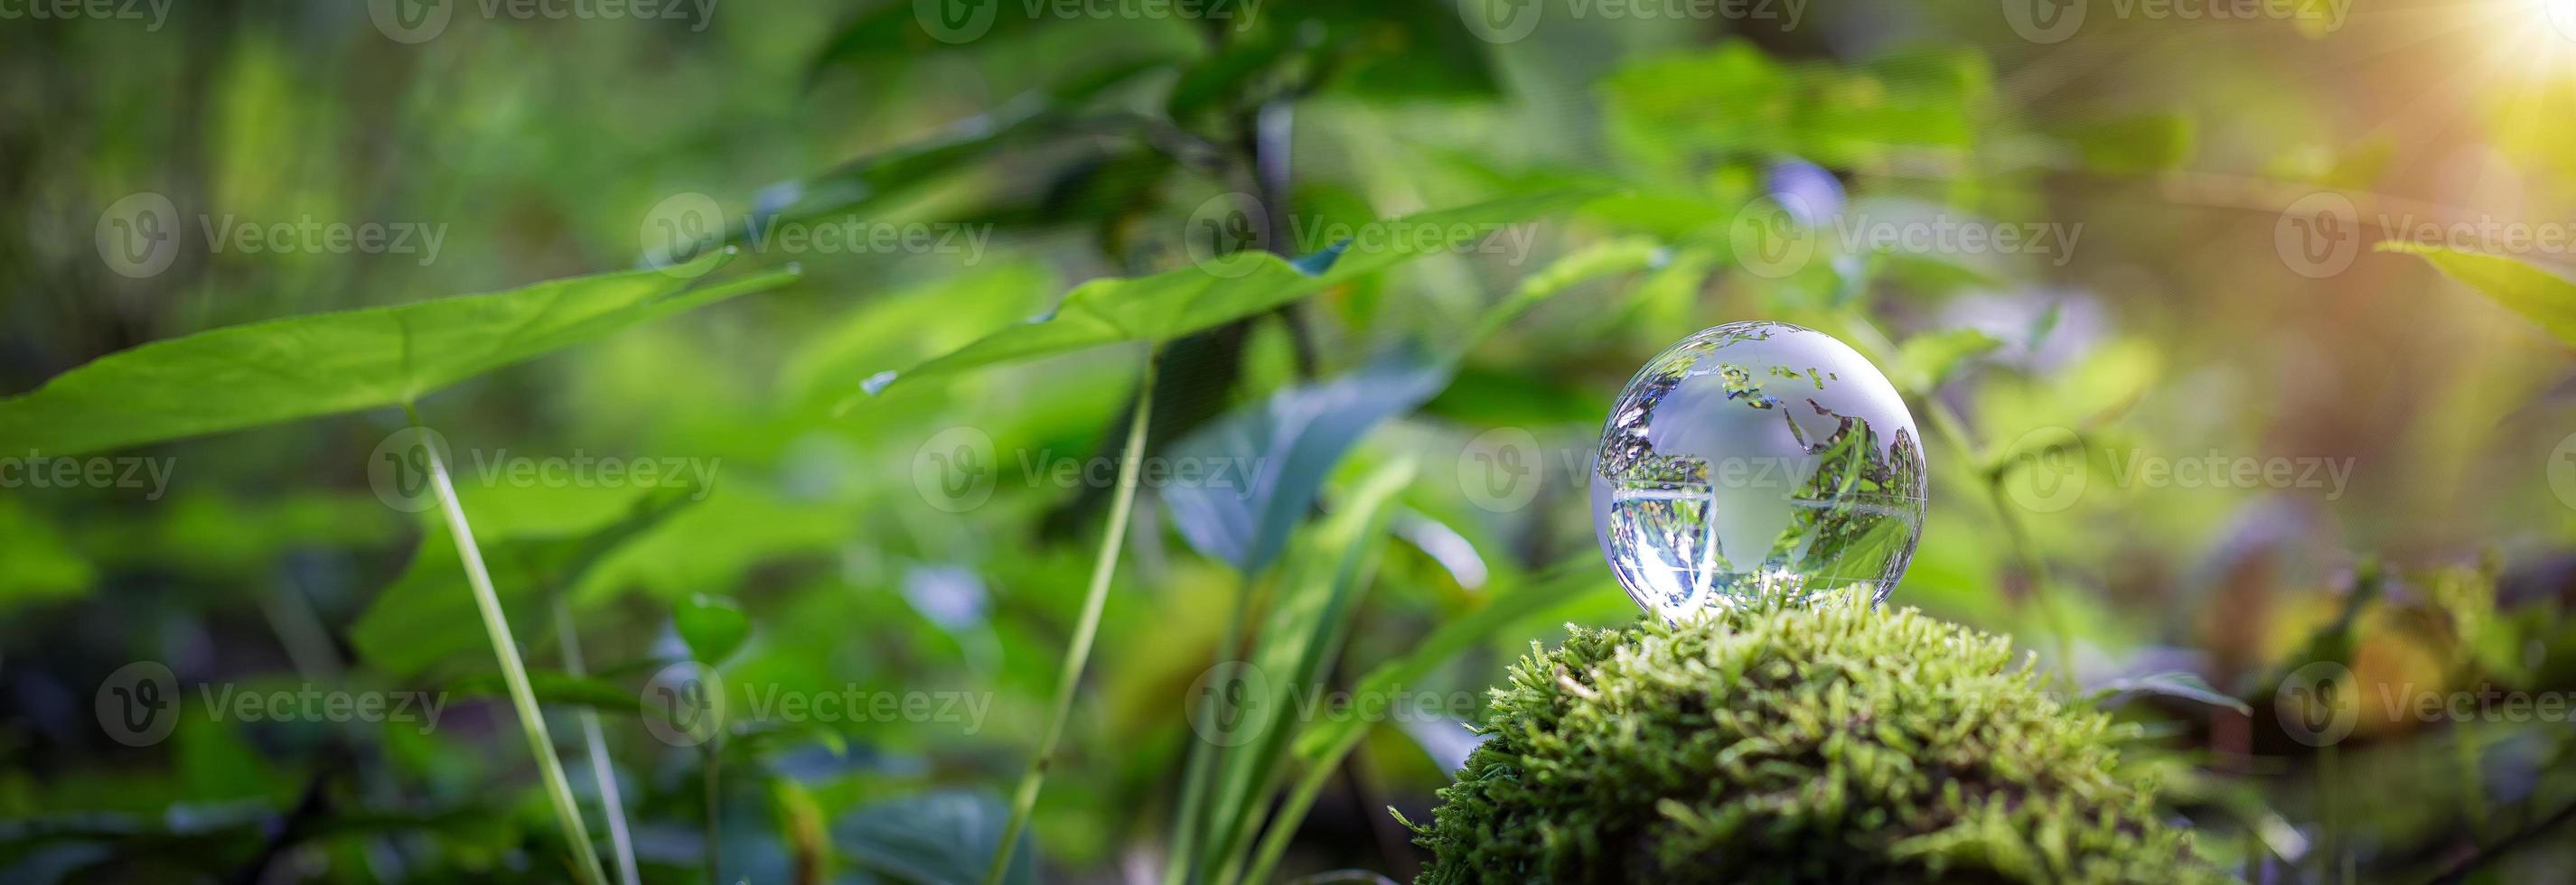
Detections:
573,487,860,603
834,788,1035,885
778,262,1053,410
351,489,698,678
675,593,751,665
1202,460,1414,878
0,498,94,611
2376,241,2576,345
1161,350,1449,574
862,187,1610,396
0,251,797,458
1894,328,2003,394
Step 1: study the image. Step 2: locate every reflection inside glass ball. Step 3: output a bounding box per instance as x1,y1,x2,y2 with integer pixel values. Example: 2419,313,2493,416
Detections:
1590,321,1928,620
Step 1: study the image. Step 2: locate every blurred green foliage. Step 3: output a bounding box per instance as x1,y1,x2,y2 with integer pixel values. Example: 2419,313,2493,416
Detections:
5,2,2576,884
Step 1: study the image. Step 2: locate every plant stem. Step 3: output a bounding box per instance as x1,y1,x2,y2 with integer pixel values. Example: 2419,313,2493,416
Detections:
1238,728,1359,885
412,412,607,885
982,350,1159,885
1163,572,1250,885
555,599,641,885
702,743,724,884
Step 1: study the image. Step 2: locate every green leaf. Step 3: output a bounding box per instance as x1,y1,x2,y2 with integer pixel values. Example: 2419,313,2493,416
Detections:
2376,241,2576,344
675,593,750,665
1467,236,1665,346
0,251,796,458
1605,42,1986,172
862,187,1610,396
351,489,698,678
1289,556,1619,760
1202,459,1415,878
1168,30,1302,121
2092,670,2252,715
1893,328,2004,395
835,789,1035,885
0,498,93,612
1161,349,1450,574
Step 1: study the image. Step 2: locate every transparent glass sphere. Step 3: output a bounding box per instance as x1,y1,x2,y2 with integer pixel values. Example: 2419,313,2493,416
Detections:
1591,321,1927,620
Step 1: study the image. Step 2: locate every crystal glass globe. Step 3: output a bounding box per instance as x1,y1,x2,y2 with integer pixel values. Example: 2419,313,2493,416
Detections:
1591,321,1928,620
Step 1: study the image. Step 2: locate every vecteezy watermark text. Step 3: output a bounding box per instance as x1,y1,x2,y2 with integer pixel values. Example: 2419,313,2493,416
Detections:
95,662,448,747
0,0,171,29
95,192,447,278
1460,0,1806,43
639,192,992,272
369,428,721,513
2275,660,2576,747
911,426,1265,512
2275,191,2576,278
1998,427,2356,513
370,0,718,43
1185,661,1483,747
638,663,994,747
2002,0,2351,44
1184,192,1546,278
1731,196,2083,278
911,0,1261,43
0,451,175,499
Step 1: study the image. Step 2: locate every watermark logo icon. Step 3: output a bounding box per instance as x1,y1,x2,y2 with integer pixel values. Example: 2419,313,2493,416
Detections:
642,191,725,275
2275,191,2360,279
1459,0,1542,43
97,192,180,279
1185,661,1272,747
369,0,453,43
2275,660,2359,747
1999,426,2087,513
2547,430,2576,511
1459,427,1543,513
1185,192,1267,279
1728,193,1817,279
913,426,998,512
369,427,454,513
2002,0,2084,43
96,661,180,747
913,0,998,42
642,662,727,748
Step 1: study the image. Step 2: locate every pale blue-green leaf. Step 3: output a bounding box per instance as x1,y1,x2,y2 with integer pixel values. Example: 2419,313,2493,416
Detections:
1161,349,1448,574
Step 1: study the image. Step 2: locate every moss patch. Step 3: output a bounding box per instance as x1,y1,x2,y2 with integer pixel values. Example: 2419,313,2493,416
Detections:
1404,597,2225,884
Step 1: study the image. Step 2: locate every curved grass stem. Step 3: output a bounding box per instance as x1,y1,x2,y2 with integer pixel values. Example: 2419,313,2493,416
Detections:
554,599,641,885
412,411,608,885
981,350,1159,885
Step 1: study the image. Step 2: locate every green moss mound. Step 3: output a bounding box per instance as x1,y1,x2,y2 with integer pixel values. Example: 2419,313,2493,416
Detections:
1405,598,2224,884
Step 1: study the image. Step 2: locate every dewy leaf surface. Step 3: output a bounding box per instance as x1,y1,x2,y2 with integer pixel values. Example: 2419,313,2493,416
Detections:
0,250,792,457
861,187,1610,396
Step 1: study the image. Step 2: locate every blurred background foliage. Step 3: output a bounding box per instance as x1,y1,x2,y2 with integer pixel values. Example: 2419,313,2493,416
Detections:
6,0,2576,882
